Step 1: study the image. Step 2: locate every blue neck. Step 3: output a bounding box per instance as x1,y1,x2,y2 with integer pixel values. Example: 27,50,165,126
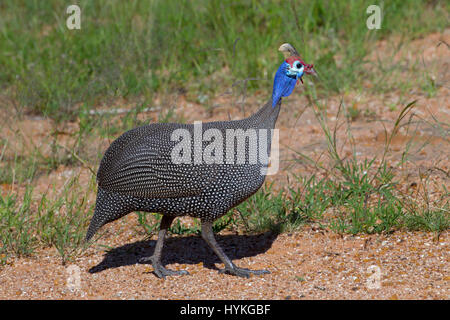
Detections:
271,61,299,107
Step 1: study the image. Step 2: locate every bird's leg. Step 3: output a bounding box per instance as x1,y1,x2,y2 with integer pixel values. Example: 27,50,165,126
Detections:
201,221,270,278
139,215,189,278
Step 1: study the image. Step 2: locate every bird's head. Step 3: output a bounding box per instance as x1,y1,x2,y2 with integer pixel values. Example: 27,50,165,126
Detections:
272,43,316,107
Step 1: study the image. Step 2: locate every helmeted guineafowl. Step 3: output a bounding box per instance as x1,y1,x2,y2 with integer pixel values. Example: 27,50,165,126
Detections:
86,43,316,278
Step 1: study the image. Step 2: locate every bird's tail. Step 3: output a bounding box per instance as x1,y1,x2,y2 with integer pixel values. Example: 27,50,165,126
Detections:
85,187,133,242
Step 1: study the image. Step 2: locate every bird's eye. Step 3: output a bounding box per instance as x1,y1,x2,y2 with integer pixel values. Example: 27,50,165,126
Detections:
295,61,302,69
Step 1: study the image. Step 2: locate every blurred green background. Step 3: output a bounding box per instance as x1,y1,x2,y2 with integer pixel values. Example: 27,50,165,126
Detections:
0,0,448,119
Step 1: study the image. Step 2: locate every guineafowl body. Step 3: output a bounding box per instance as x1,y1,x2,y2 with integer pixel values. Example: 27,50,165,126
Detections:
87,104,278,236
86,44,316,278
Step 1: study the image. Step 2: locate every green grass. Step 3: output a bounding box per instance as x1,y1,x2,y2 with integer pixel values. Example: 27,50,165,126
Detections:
35,176,95,264
0,187,36,259
0,0,448,120
0,176,95,265
236,183,289,233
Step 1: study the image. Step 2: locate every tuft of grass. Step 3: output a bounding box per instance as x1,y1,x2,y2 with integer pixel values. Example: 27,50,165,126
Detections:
236,183,289,234
401,178,449,238
288,175,333,222
0,174,95,266
0,187,37,261
36,176,95,264
404,208,449,235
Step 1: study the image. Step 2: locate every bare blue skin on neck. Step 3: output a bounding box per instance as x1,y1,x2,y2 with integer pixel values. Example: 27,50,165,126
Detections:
271,61,304,107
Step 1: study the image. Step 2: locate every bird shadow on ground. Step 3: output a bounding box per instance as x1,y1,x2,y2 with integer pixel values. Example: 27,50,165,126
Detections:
88,231,279,275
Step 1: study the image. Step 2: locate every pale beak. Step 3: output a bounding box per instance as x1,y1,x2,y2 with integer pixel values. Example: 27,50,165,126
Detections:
309,67,318,77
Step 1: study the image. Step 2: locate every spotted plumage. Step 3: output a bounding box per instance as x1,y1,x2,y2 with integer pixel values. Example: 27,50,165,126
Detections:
86,43,315,278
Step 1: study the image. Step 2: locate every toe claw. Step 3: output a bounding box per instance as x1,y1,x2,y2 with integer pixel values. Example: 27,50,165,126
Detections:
219,266,270,278
139,256,154,264
140,256,189,278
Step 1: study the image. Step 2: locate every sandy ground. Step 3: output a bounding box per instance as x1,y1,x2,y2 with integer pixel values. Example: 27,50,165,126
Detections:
0,228,448,300
0,31,449,299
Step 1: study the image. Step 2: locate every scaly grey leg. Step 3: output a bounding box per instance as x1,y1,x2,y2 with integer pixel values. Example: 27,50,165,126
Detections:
139,215,189,278
201,221,270,278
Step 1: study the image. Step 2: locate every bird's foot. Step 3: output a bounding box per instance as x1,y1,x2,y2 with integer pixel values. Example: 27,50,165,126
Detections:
218,264,270,278
139,256,189,279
